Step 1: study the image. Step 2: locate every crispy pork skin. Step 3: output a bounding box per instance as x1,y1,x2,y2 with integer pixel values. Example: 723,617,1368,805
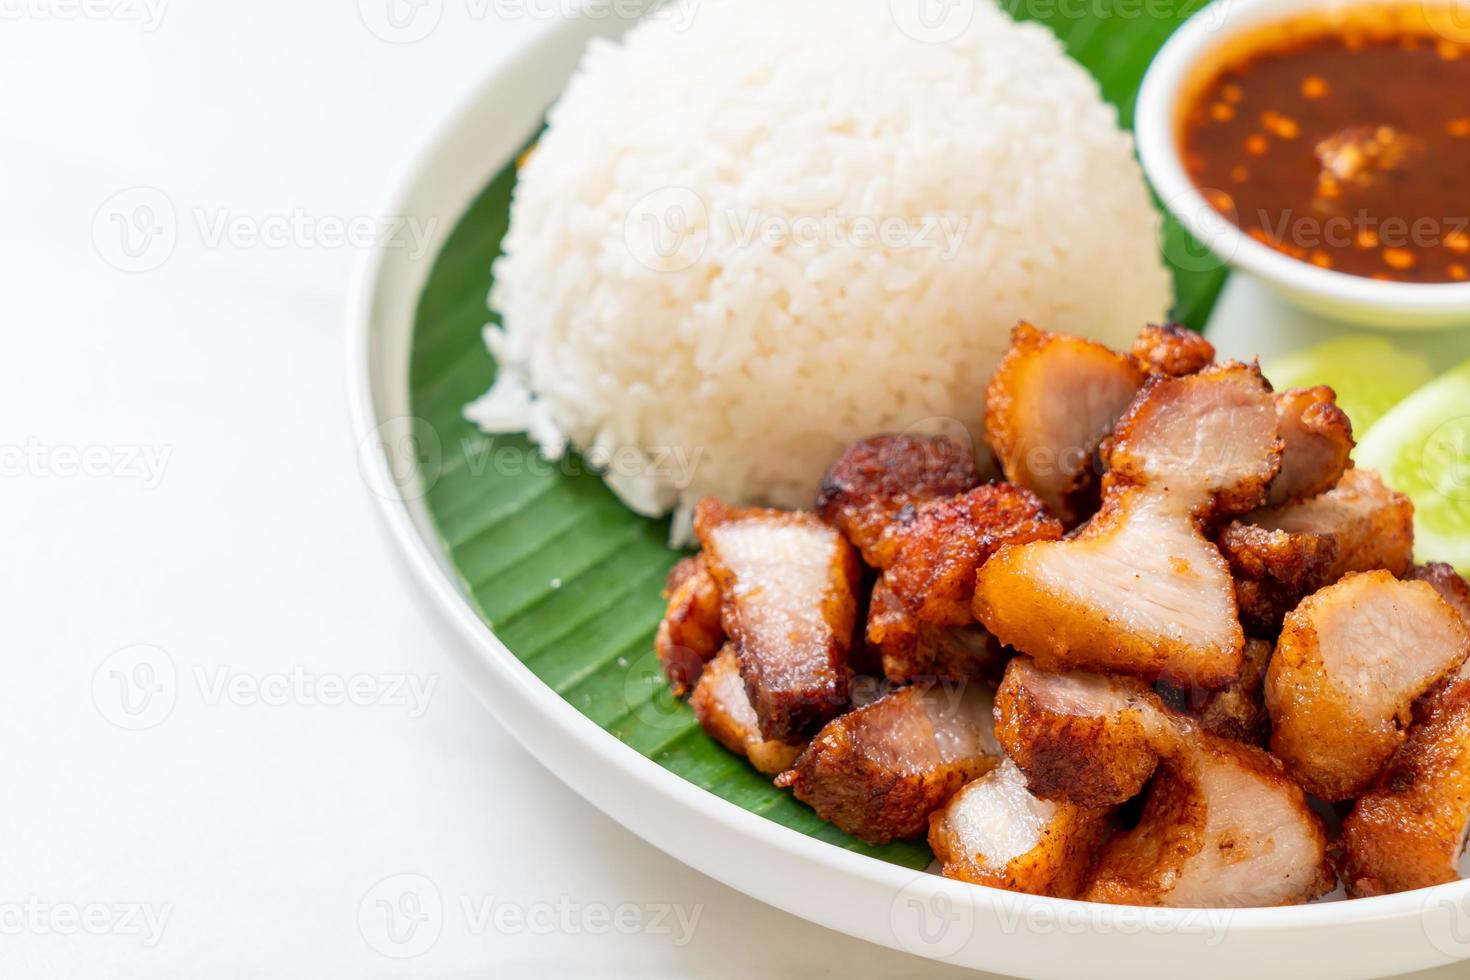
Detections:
1265,387,1354,507
1130,323,1217,377
1410,563,1470,626
994,657,1161,807
866,579,1005,684
977,487,1246,687
1102,362,1282,516
1221,468,1416,634
695,501,860,741
1159,638,1273,746
1266,571,1470,801
655,556,725,696
996,658,1333,906
815,434,980,567
929,758,1110,897
882,484,1061,629
1343,669,1470,896
690,645,803,775
776,684,1001,844
976,363,1280,688
1082,729,1334,908
984,323,1147,525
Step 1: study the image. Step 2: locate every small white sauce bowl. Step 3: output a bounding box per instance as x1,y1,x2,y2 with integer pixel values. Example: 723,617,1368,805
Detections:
1135,0,1470,331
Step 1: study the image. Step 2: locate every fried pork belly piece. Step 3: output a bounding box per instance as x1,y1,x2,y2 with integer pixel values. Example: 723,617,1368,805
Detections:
1409,563,1470,626
1343,669,1470,896
995,657,1333,906
994,657,1161,807
1102,362,1282,516
1220,467,1416,634
1266,571,1470,801
977,363,1279,688
1265,387,1354,508
984,323,1147,525
695,501,860,742
865,579,1005,684
1082,731,1334,908
776,684,1001,844
978,487,1247,687
690,645,803,775
815,434,980,567
882,484,1061,629
1159,638,1273,746
1131,323,1216,378
929,758,1110,897
655,556,725,696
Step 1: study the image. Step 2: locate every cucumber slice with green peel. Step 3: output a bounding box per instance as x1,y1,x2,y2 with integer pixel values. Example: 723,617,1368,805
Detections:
1356,360,1470,575
1261,337,1434,437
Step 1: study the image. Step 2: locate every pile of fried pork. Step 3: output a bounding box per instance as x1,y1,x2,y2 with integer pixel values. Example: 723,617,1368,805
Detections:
654,323,1470,907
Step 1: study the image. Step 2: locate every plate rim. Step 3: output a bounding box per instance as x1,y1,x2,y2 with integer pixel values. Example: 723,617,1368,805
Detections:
344,10,1470,977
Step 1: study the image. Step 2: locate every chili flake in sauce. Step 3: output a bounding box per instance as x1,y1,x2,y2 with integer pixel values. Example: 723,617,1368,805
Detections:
1182,13,1470,283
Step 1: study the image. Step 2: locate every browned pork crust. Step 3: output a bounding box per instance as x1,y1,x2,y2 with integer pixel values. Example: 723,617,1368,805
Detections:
1159,638,1273,746
776,684,1000,844
1266,387,1354,508
883,484,1062,628
1220,468,1416,634
1266,571,1470,801
865,578,1006,684
1082,731,1334,908
984,323,1147,526
1343,670,1470,896
690,645,804,775
994,657,1160,807
1131,323,1217,378
655,555,725,696
929,758,1110,898
1410,563,1470,626
815,434,980,567
695,500,860,741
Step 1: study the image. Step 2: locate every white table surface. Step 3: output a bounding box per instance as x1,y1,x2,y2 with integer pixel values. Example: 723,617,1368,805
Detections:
3,4,1465,977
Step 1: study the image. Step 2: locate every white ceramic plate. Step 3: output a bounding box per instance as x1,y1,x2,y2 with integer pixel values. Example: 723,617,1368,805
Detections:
347,11,1470,978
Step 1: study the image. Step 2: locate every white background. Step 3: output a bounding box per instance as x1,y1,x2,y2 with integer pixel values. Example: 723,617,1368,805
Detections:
1,2,1465,977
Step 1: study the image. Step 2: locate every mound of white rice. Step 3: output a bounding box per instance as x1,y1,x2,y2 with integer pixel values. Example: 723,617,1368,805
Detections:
470,0,1171,539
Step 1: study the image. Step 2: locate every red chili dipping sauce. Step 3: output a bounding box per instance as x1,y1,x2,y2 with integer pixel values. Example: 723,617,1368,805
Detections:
1181,8,1470,283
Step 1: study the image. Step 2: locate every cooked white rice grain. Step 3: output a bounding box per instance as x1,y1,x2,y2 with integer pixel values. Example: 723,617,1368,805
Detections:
469,0,1172,541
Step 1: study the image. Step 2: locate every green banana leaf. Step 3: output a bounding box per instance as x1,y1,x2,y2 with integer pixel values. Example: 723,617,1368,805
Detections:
409,7,1226,870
